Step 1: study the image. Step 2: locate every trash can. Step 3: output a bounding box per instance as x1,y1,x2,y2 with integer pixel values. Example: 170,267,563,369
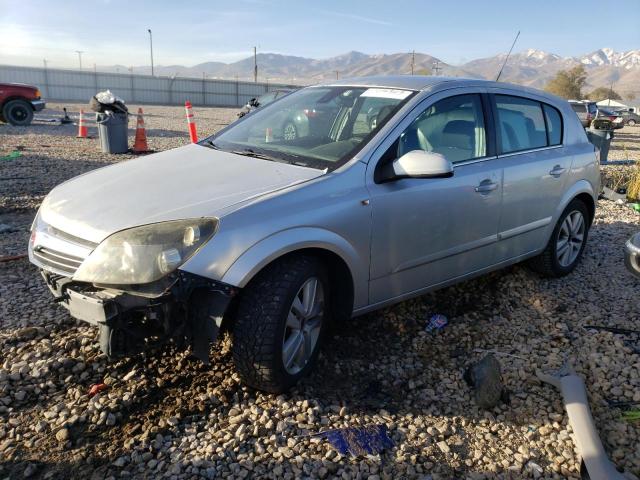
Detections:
97,112,129,154
586,128,613,163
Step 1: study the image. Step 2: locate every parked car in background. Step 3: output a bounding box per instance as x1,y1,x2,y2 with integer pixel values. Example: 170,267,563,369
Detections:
596,108,624,129
619,110,640,126
0,82,45,126
237,88,295,118
569,100,597,128
29,76,599,392
625,233,640,278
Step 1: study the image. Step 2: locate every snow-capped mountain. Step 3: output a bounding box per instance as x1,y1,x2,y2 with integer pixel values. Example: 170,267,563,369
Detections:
100,48,640,94
580,48,640,69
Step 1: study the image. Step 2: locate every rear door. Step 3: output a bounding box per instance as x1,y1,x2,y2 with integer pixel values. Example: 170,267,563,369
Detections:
489,91,571,261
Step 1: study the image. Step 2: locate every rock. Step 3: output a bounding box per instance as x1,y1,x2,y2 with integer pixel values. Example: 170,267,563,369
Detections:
464,354,504,409
23,463,36,478
436,441,450,454
14,390,26,401
55,428,69,443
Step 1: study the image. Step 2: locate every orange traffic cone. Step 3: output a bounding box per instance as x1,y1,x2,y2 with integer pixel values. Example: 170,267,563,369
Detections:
185,101,198,143
132,108,150,153
76,110,88,138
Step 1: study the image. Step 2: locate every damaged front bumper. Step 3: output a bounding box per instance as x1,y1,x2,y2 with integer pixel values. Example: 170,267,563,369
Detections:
42,269,237,363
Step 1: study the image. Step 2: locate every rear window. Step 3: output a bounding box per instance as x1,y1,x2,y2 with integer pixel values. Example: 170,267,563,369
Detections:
496,95,564,153
588,103,597,115
496,95,548,153
543,104,563,145
570,103,584,113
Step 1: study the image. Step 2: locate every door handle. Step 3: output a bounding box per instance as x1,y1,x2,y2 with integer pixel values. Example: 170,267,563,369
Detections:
475,180,498,194
549,165,566,177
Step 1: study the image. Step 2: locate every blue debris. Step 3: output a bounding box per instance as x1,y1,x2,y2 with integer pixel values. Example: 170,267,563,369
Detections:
314,424,394,457
426,314,448,332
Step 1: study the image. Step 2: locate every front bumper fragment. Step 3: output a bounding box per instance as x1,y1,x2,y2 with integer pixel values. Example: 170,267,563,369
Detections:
41,270,237,362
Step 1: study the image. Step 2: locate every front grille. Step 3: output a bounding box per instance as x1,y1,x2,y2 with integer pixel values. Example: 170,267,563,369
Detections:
30,221,98,277
33,246,84,276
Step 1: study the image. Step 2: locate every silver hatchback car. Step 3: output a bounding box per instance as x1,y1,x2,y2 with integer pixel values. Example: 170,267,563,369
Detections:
29,76,599,392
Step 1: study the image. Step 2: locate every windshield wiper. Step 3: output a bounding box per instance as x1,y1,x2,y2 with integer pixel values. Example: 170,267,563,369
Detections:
204,140,221,149
230,148,293,165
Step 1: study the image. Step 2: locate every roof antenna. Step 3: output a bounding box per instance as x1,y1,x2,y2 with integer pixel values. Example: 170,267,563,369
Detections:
495,31,520,82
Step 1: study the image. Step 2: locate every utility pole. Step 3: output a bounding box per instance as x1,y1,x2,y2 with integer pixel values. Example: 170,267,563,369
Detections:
75,50,84,70
148,29,154,76
253,46,258,83
335,70,339,80
43,59,47,69
411,50,415,75
432,60,442,75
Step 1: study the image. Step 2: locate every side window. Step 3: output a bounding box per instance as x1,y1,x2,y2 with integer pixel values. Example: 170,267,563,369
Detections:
397,94,486,163
543,104,563,145
495,95,547,153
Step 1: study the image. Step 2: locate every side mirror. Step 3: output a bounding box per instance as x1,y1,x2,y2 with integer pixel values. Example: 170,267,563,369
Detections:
392,150,453,179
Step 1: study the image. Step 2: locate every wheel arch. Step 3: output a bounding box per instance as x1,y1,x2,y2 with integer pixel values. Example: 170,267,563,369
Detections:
221,228,364,318
1,96,32,110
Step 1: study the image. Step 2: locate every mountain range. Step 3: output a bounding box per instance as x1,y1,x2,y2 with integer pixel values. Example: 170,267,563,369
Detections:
103,48,640,98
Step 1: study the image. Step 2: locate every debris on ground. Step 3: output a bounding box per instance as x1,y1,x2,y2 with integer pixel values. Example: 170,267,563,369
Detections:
88,383,108,397
313,424,394,457
623,410,640,422
464,354,504,409
0,151,22,160
537,363,626,480
425,313,448,332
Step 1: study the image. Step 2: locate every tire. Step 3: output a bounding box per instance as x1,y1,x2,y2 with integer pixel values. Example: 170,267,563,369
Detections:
528,199,590,277
2,99,34,126
232,255,329,392
628,119,636,126
282,122,297,141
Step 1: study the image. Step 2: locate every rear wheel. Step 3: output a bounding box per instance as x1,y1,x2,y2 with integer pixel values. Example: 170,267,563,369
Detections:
3,99,34,126
628,119,636,126
232,255,328,392
528,199,590,277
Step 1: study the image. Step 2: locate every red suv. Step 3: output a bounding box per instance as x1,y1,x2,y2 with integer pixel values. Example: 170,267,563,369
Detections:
0,83,46,126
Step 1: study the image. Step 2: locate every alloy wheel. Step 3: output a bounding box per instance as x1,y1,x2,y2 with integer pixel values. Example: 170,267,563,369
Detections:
281,277,324,375
556,210,585,267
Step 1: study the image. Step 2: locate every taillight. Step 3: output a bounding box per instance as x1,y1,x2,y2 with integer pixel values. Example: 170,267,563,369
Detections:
587,113,592,121
303,109,317,118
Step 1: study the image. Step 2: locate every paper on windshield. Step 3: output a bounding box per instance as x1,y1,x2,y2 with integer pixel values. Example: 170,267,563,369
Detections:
361,88,412,99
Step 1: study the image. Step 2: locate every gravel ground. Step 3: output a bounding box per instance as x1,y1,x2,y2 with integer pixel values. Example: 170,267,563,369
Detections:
1,103,640,480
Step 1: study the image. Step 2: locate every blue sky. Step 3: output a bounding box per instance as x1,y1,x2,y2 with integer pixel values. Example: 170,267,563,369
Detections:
1,0,638,68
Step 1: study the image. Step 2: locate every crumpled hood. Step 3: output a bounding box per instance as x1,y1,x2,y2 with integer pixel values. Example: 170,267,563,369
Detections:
40,144,323,243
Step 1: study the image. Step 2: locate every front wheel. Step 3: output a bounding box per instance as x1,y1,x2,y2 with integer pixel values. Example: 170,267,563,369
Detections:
628,119,636,126
232,256,328,392
528,199,590,277
3,99,34,126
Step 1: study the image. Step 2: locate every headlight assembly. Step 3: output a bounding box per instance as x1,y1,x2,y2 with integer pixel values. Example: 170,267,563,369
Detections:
73,218,218,285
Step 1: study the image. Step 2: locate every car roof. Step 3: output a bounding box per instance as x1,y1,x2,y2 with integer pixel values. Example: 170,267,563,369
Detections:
318,75,559,99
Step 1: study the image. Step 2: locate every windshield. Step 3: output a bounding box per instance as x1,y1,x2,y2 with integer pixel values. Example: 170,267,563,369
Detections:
208,86,416,171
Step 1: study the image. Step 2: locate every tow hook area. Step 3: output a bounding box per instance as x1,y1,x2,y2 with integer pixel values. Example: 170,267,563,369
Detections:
42,270,238,363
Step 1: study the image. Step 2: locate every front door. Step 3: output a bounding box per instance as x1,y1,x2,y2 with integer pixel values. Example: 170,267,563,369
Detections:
367,91,503,305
